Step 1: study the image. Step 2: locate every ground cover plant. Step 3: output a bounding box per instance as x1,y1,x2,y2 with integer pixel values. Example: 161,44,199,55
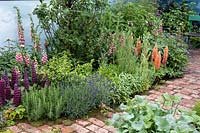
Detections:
109,94,200,132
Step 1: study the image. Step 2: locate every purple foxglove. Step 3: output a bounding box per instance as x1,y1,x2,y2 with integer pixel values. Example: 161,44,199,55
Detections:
24,68,29,90
13,84,21,107
31,62,37,84
11,68,17,87
45,74,50,87
3,70,9,86
5,86,11,100
0,78,5,105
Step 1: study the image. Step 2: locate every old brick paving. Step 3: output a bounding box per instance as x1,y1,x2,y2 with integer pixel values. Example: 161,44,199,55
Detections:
7,49,200,133
147,49,200,110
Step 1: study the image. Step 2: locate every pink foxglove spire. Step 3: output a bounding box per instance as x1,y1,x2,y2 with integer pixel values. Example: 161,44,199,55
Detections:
41,51,48,64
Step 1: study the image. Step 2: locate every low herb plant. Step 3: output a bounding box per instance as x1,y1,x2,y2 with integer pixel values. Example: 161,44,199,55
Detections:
60,74,116,118
22,86,63,121
109,94,200,132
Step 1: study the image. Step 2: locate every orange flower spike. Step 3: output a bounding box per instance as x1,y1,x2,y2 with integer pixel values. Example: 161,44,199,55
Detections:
162,46,169,67
154,52,161,70
136,39,142,56
151,44,158,62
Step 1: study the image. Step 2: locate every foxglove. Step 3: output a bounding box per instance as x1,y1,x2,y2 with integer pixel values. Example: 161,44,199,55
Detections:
0,79,5,105
31,62,37,84
24,68,29,90
24,54,30,66
5,86,11,100
45,74,50,87
3,70,9,86
41,51,48,64
15,52,23,63
11,68,17,87
13,84,21,107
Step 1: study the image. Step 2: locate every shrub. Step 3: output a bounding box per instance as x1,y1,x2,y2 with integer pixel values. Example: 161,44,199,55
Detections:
0,45,18,75
156,34,188,78
33,0,108,64
39,51,93,82
109,94,200,132
39,52,72,82
161,1,195,34
59,74,116,118
22,86,64,121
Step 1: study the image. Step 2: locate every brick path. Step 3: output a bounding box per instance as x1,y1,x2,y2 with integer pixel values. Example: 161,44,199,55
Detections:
147,49,200,110
7,117,117,133
7,49,200,132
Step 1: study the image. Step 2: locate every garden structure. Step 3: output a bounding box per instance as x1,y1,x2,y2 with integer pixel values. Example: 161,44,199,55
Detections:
0,0,200,133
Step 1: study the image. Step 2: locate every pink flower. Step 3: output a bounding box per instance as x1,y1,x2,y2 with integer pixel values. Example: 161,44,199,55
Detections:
19,34,25,48
15,52,23,63
24,55,30,66
108,43,116,56
16,69,21,79
33,60,38,69
41,52,48,64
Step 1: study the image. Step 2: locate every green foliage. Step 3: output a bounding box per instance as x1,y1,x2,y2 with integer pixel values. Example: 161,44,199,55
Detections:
33,0,108,64
59,74,115,118
162,1,195,33
0,45,18,75
156,34,188,78
193,101,200,117
3,105,25,126
98,64,119,84
39,51,93,82
39,52,72,82
109,94,200,132
22,86,64,121
108,1,161,37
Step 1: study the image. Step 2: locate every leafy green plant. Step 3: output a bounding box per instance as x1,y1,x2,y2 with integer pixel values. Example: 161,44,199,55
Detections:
193,101,200,117
109,94,200,132
39,51,93,82
3,105,25,126
0,45,18,76
39,52,72,82
156,34,188,78
161,0,195,34
33,0,108,64
22,86,64,121
59,74,116,118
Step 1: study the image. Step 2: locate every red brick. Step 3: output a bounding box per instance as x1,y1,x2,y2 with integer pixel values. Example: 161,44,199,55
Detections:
17,123,41,133
95,128,109,133
103,125,117,132
53,124,64,129
86,124,100,131
7,126,22,133
76,119,91,127
70,123,90,133
38,125,53,132
88,118,105,127
61,126,75,133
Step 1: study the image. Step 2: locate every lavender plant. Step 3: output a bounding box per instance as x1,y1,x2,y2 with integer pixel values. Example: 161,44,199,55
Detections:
60,73,116,118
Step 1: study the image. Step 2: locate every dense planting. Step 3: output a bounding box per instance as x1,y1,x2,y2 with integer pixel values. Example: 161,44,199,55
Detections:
0,0,196,131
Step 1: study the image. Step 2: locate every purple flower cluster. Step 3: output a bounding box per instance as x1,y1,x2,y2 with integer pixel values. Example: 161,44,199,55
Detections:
24,68,29,90
0,79,5,106
13,84,21,107
11,68,18,87
31,62,37,84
